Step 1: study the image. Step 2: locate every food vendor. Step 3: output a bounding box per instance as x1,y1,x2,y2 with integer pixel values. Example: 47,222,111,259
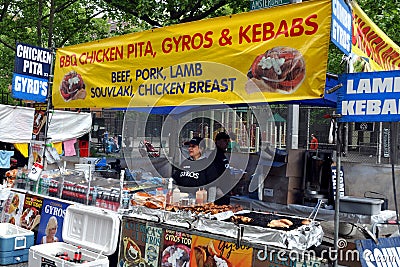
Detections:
211,132,232,205
172,137,217,188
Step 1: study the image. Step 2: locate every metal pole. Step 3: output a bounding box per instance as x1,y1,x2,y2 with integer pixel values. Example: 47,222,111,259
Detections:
390,122,400,231
378,122,382,164
307,107,310,149
35,48,55,194
333,120,342,267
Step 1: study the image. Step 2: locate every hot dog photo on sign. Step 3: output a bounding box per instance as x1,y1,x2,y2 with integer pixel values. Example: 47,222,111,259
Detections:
59,70,86,101
245,46,306,94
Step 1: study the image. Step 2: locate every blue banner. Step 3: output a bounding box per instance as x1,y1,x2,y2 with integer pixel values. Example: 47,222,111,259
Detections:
12,73,48,102
12,43,52,102
356,236,400,267
338,70,400,122
331,0,352,55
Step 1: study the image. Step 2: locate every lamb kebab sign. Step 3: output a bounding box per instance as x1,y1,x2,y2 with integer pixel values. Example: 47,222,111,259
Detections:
338,70,400,122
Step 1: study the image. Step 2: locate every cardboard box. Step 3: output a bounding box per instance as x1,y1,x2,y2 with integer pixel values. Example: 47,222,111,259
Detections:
262,175,302,205
29,205,120,267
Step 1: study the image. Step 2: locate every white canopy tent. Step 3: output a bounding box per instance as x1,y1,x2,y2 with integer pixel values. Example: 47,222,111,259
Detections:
0,104,92,144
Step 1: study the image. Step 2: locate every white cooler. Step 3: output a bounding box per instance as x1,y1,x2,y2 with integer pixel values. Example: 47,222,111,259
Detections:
29,205,120,267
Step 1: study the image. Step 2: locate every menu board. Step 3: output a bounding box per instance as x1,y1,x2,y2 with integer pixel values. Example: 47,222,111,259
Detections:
145,225,163,267
20,193,43,231
161,229,192,267
1,191,26,226
36,198,71,244
119,219,147,266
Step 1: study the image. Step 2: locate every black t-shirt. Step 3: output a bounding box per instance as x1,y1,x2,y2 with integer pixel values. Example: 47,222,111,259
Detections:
172,157,218,188
212,148,230,176
209,148,232,205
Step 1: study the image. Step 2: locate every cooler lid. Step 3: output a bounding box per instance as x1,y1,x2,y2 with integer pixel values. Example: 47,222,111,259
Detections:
62,205,120,256
340,196,384,205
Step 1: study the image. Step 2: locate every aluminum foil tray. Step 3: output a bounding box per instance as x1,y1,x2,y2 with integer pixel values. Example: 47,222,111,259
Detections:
230,210,324,251
122,207,323,251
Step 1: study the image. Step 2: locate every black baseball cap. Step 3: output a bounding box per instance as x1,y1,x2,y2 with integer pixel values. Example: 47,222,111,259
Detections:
215,132,230,141
184,137,203,146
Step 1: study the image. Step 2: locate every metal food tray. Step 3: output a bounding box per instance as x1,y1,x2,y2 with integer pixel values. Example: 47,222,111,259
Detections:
122,206,323,251
230,210,324,251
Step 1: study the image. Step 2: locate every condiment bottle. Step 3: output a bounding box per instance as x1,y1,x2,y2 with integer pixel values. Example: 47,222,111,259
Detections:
208,186,216,203
172,187,181,205
196,189,203,204
166,178,173,205
202,188,208,204
156,187,164,196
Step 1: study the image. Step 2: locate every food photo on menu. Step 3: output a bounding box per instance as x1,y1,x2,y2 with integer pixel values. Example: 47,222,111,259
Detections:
20,194,43,232
1,191,25,226
190,235,253,267
59,70,86,101
161,229,192,267
119,219,148,267
245,46,306,94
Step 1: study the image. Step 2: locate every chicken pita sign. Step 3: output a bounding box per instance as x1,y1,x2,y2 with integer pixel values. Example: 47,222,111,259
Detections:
12,43,52,102
52,0,332,108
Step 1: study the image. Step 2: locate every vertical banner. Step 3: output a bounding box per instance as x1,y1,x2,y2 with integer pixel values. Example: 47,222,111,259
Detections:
331,0,352,55
190,235,253,267
383,128,390,158
32,103,48,137
36,198,70,245
29,140,44,169
350,1,400,71
12,43,52,102
331,166,345,200
145,225,162,267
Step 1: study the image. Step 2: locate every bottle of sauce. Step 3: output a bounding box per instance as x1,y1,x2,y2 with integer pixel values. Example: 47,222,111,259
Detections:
208,186,216,203
202,188,208,204
166,178,173,205
172,187,181,205
196,189,203,205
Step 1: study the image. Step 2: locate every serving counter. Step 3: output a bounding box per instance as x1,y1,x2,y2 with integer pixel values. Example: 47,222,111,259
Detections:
0,167,327,267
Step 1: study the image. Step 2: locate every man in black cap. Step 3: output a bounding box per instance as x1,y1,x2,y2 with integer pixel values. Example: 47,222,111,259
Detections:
214,132,230,173
212,132,233,205
172,137,217,188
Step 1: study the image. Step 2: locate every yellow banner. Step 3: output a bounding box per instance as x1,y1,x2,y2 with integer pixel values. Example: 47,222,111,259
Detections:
52,0,332,108
351,1,400,71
